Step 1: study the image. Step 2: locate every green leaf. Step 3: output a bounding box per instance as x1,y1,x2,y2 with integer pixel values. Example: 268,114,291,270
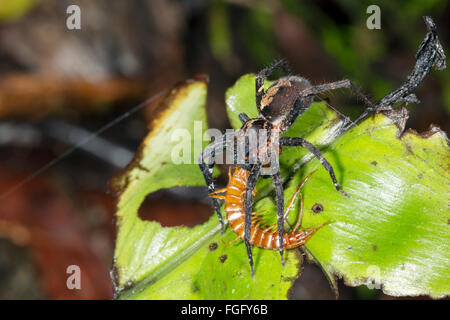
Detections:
294,114,450,298
112,76,301,300
111,76,215,297
113,74,450,299
225,74,449,298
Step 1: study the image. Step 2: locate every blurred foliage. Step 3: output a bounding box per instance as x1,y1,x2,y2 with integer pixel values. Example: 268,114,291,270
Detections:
240,6,277,67
0,0,38,22
206,0,449,119
208,0,233,66
281,0,448,96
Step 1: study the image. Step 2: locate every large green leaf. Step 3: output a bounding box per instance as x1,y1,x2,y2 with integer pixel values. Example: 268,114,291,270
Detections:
294,114,449,298
225,75,449,298
112,74,450,299
111,76,302,300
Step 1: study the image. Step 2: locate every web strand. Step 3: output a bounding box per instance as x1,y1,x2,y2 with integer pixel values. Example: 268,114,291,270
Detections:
0,89,168,201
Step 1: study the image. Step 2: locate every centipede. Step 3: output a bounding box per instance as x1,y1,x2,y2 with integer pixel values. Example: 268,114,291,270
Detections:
210,166,328,272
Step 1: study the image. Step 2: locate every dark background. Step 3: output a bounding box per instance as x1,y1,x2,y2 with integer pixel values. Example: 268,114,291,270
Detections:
0,0,448,299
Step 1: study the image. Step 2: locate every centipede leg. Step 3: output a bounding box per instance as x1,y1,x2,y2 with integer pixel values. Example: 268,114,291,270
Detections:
283,185,302,221
244,164,261,277
209,187,228,197
291,170,317,231
293,193,304,232
209,195,226,200
223,236,241,245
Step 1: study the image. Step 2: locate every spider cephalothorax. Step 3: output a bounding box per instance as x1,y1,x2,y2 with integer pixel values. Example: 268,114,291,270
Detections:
199,59,373,276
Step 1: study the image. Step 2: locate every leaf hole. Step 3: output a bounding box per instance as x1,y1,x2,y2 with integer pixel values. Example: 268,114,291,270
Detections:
138,187,211,227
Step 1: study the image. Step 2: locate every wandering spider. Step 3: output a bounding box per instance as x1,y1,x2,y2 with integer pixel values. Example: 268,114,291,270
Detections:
197,16,445,276
199,59,373,275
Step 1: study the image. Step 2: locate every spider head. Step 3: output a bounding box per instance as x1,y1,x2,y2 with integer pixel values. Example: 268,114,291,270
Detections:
259,76,313,131
241,118,267,134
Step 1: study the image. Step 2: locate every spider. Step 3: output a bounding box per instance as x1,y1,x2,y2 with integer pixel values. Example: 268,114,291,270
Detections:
199,59,373,274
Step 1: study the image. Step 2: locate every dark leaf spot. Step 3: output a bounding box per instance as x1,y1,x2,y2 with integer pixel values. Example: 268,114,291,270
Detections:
220,255,227,263
371,161,378,166
123,280,135,291
209,242,218,251
312,203,324,214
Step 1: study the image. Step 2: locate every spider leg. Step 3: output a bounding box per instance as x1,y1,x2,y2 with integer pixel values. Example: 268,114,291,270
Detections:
302,79,374,108
244,164,261,278
199,133,235,234
280,137,349,198
284,80,373,129
256,59,291,110
348,17,445,130
238,113,251,124
199,151,224,232
272,170,285,267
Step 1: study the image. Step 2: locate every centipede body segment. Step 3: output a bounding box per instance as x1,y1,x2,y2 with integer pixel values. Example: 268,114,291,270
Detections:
210,167,328,276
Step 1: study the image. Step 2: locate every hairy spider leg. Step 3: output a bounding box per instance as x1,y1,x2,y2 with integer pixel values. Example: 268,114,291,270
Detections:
199,133,236,234
238,113,251,124
272,169,285,266
284,80,374,130
253,60,292,269
243,164,261,278
199,149,224,232
279,79,376,195
255,59,291,111
280,137,349,198
347,16,446,130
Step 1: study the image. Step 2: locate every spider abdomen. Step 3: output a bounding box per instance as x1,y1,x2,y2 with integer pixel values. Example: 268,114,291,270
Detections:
260,76,313,125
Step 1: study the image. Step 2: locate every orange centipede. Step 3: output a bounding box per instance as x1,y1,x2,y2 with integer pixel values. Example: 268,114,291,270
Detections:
210,167,327,250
